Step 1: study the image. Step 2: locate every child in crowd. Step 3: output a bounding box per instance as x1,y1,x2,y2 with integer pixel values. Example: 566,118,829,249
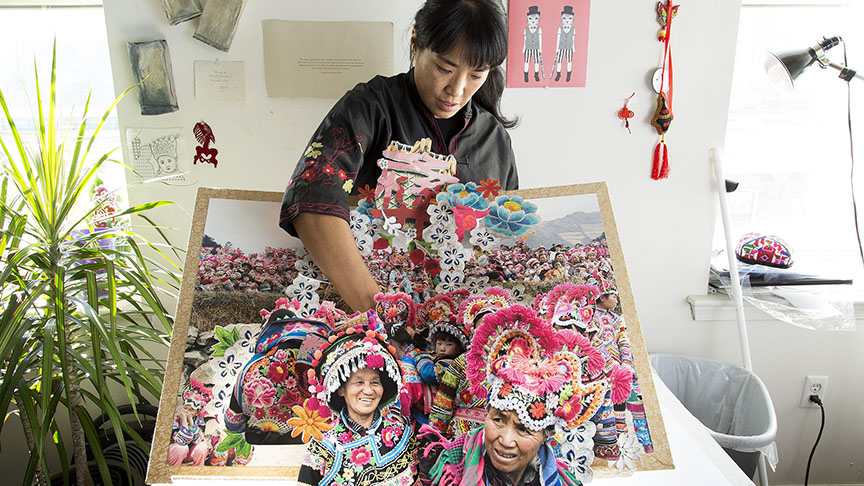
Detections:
167,378,217,466
428,288,511,437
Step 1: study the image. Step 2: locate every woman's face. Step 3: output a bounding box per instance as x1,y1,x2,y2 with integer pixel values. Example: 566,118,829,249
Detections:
338,367,383,421
484,408,545,482
412,37,490,119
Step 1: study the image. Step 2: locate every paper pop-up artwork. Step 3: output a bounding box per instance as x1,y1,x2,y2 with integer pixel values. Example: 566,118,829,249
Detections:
146,144,672,483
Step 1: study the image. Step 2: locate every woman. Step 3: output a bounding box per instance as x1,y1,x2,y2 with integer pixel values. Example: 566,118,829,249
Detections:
419,305,632,486
280,0,518,312
297,319,417,486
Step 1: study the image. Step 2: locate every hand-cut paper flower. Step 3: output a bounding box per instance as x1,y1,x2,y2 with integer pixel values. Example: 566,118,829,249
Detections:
478,178,502,198
614,433,642,471
435,271,464,293
509,284,528,304
427,200,454,227
469,225,498,250
382,215,402,236
424,258,441,276
356,198,376,219
342,179,354,193
349,210,371,234
286,275,320,307
287,402,332,443
465,276,490,295
435,183,491,241
295,256,323,280
214,353,242,379
436,182,490,212
358,184,376,203
354,233,373,256
484,195,540,237
427,224,456,248
553,421,596,483
438,243,470,271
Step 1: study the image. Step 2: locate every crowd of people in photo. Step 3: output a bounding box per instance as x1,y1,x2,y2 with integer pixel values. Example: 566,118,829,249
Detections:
195,237,615,302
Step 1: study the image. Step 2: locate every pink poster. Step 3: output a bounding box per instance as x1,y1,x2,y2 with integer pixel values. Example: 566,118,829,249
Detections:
506,0,591,88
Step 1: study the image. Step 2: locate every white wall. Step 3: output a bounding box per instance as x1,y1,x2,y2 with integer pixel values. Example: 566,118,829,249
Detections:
93,0,862,485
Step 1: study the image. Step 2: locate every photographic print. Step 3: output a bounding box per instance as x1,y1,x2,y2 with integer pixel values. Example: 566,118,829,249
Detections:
146,181,672,483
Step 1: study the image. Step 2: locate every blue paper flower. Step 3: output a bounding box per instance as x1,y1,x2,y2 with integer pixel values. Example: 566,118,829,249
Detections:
484,196,540,237
436,182,490,212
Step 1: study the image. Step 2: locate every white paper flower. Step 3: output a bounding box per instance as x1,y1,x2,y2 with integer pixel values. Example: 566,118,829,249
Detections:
435,271,465,293
428,224,457,248
466,276,490,295
294,256,323,280
614,433,642,472
286,275,321,308
554,421,596,482
509,283,528,304
427,201,454,227
438,243,471,271
297,298,321,318
382,215,402,236
349,210,371,233
354,233,373,256
369,218,385,237
391,231,412,251
469,225,498,250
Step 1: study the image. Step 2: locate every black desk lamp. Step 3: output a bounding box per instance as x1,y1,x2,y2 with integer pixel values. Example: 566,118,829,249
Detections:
765,36,862,92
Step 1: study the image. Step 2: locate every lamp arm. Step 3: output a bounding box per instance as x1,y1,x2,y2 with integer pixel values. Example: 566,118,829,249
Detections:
817,56,864,82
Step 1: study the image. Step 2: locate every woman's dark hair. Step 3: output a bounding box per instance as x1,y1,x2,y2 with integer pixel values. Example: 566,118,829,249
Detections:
385,322,414,347
413,0,518,128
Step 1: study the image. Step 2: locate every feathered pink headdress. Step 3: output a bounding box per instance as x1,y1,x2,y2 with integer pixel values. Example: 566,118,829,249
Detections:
465,305,614,431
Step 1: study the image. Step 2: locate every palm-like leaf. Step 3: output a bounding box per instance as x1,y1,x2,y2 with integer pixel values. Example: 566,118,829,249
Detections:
0,43,179,485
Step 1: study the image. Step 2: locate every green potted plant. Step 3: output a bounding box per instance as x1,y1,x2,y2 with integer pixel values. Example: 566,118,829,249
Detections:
0,45,180,485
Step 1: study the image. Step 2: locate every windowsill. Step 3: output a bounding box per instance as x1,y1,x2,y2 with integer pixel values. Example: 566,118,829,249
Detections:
687,293,864,322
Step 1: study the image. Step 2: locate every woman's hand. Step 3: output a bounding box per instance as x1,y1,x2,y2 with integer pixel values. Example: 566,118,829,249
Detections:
294,213,379,312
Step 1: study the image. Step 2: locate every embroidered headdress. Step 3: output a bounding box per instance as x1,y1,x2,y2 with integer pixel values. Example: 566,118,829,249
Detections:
535,283,600,330
457,286,512,330
374,292,417,333
305,312,403,419
465,305,626,432
182,378,213,410
418,292,459,332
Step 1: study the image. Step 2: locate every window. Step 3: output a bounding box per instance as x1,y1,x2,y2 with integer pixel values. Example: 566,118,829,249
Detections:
717,1,864,288
0,3,125,204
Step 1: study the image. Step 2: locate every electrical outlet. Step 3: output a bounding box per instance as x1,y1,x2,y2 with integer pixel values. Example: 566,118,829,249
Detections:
800,375,828,408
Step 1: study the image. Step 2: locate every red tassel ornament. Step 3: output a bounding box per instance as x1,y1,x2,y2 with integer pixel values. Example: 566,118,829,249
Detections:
652,138,670,180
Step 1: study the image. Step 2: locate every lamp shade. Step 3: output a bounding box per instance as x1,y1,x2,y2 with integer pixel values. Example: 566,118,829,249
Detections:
765,37,841,92
765,49,817,92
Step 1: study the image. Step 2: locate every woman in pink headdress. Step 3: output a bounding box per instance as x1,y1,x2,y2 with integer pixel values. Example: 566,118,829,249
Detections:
418,305,632,486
